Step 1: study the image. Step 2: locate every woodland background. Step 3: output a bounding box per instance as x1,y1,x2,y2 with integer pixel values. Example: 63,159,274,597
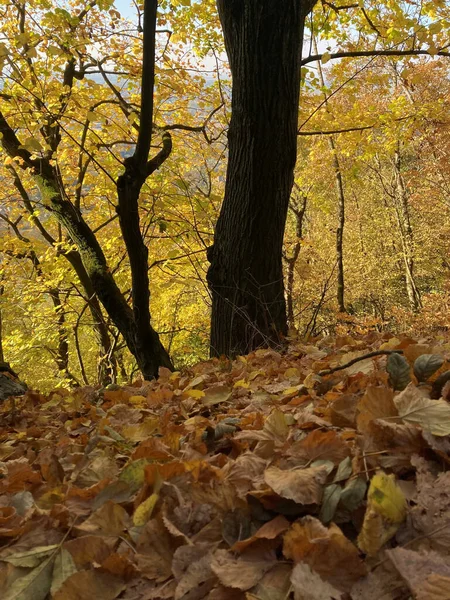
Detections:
0,0,450,390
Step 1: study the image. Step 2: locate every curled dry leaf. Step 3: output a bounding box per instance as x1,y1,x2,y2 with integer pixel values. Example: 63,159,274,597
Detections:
210,549,276,591
231,515,290,552
264,464,329,505
290,563,343,600
286,429,350,466
283,516,366,591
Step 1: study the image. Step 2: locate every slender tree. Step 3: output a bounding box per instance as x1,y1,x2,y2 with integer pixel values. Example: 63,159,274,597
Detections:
0,0,173,379
207,0,317,357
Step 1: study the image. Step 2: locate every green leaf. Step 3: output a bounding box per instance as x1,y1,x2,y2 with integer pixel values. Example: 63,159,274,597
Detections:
413,354,444,383
3,556,54,600
387,353,411,390
333,456,352,483
319,484,342,523
340,478,367,511
3,545,59,568
50,549,77,596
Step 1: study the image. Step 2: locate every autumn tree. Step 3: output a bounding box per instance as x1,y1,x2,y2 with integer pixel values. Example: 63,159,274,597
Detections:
0,0,224,381
207,0,450,356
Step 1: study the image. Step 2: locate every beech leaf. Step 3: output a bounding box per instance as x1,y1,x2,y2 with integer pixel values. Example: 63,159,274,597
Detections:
413,354,444,383
395,385,450,436
387,353,411,390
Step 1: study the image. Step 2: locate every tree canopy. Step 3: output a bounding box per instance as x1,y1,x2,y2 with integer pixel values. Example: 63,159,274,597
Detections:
0,0,449,389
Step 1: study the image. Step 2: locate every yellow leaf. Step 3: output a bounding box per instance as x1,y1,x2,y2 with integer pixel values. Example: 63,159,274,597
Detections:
358,471,406,556
128,394,147,406
234,379,250,388
133,492,159,526
368,472,406,523
185,389,205,399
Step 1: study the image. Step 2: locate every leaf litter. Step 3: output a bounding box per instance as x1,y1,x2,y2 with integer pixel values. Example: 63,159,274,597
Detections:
1,332,450,599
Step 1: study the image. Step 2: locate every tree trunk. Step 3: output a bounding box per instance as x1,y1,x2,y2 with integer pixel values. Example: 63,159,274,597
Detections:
0,283,4,364
314,40,346,313
392,149,421,311
208,0,313,357
332,141,346,313
285,188,307,328
49,289,80,387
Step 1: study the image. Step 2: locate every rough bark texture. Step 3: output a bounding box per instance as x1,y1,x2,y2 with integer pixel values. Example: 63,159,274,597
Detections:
208,0,313,357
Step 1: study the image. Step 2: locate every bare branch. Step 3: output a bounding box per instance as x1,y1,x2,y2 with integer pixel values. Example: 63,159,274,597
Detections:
301,48,450,66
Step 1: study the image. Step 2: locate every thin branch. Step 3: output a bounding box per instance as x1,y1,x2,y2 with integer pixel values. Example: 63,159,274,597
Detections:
146,131,172,176
318,350,404,376
301,48,450,66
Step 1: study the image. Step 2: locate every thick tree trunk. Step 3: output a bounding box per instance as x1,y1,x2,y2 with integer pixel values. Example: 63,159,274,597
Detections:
208,0,312,357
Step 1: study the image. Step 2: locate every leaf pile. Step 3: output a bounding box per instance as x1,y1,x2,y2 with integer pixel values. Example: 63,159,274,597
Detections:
1,333,450,600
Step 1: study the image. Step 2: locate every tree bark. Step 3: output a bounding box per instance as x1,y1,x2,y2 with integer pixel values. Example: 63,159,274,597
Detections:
285,188,307,328
8,165,115,386
208,0,315,357
392,148,421,311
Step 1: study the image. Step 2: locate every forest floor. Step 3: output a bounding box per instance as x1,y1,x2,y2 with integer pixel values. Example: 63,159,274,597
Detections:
1,332,450,600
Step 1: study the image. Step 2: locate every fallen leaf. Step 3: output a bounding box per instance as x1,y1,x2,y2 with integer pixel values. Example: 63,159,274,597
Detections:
53,570,125,600
395,384,450,436
290,562,343,600
210,549,276,590
264,465,329,505
283,516,366,591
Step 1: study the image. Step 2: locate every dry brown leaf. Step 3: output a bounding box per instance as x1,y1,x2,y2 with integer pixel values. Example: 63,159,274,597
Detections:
394,384,450,436
388,547,450,598
290,563,343,600
286,430,350,465
231,515,290,552
264,465,329,505
356,387,397,434
223,453,267,497
75,501,130,537
283,516,366,591
329,394,358,428
53,570,125,600
136,517,176,582
247,563,292,600
64,536,112,569
174,550,216,600
416,574,450,600
210,549,276,590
